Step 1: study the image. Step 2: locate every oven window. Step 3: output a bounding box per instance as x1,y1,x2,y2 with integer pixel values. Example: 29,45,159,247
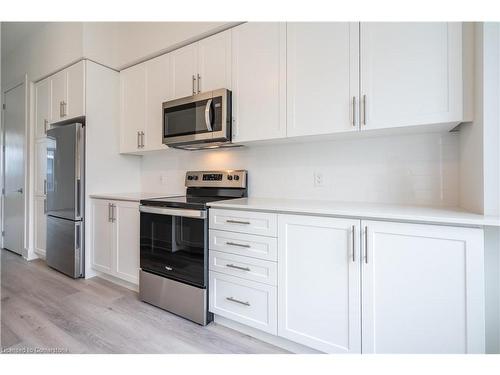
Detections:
163,97,222,138
140,212,207,287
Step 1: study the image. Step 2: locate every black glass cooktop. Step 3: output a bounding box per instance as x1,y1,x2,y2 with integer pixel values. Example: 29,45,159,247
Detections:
140,195,234,210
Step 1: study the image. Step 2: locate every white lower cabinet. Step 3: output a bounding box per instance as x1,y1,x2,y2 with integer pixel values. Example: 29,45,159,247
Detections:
209,272,277,334
362,220,485,354
277,214,361,353
91,198,140,284
34,196,47,256
209,209,485,354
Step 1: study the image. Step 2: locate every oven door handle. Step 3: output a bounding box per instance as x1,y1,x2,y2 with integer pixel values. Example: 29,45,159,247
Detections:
204,98,213,132
139,205,207,219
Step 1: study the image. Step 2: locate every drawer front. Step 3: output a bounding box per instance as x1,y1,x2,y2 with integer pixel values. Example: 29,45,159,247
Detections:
209,229,278,261
209,251,277,286
209,272,277,334
209,209,277,237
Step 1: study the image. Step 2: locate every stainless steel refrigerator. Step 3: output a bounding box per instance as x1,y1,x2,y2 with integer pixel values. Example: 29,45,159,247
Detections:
46,122,85,278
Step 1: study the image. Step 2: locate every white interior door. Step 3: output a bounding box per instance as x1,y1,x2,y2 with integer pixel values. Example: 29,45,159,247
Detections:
3,83,26,254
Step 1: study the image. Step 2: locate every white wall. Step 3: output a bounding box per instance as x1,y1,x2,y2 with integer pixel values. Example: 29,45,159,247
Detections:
2,22,84,86
141,132,460,207
82,22,233,71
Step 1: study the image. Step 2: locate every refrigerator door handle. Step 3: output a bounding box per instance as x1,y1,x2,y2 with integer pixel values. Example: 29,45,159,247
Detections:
75,124,84,220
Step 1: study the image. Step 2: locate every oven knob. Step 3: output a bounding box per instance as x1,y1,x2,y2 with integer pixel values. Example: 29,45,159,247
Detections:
227,175,233,181
234,175,240,181
193,176,199,180
187,176,193,181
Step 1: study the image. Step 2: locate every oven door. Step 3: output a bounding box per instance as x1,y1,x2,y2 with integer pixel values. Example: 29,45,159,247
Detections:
162,89,230,146
139,206,208,288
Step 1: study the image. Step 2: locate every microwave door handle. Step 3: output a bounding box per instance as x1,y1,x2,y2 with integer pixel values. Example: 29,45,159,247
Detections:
204,99,213,132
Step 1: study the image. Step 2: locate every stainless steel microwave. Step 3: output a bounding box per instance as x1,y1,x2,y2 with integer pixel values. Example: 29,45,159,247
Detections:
162,88,232,150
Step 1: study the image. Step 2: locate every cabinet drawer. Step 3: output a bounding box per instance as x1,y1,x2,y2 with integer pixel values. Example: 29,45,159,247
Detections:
209,229,277,261
209,209,277,237
209,251,277,286
209,272,277,334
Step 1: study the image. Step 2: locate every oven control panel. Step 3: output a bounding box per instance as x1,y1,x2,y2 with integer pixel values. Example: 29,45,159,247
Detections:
185,170,247,188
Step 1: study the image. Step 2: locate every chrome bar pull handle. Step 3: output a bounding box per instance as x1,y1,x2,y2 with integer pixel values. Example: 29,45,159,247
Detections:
108,203,112,222
137,131,141,149
197,74,201,93
362,95,367,126
44,179,47,195
44,199,47,214
226,264,251,272
44,119,49,134
352,96,357,127
351,225,356,262
226,297,250,307
60,101,64,118
192,75,196,95
226,241,251,248
226,219,250,225
364,226,368,264
112,204,116,222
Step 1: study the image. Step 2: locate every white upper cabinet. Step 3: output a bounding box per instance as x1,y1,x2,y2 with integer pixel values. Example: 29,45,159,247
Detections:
170,43,198,98
65,60,86,120
361,220,485,354
50,70,66,123
197,30,232,92
278,214,361,353
360,22,463,130
145,54,171,151
287,23,360,137
231,23,286,143
35,78,51,138
120,63,147,153
49,60,85,123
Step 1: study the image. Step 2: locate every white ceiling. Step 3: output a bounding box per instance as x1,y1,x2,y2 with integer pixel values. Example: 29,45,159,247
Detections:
1,22,46,55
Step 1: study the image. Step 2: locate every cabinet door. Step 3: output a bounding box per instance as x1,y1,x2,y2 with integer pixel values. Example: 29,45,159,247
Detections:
197,30,232,93
362,220,485,353
50,70,66,123
66,60,85,119
231,23,286,142
91,199,113,274
34,196,47,256
34,138,47,197
287,23,359,137
120,63,146,153
35,79,51,138
145,54,171,151
170,43,198,98
278,214,361,353
360,23,462,130
113,200,140,284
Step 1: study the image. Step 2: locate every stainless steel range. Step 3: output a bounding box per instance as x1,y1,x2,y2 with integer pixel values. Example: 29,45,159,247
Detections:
138,170,248,325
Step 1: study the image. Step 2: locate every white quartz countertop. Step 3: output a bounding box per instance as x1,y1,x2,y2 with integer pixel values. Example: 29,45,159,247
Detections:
208,198,500,227
89,192,170,202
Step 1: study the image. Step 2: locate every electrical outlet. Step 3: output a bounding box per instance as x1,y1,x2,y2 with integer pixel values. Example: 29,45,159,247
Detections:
160,175,169,185
314,172,324,187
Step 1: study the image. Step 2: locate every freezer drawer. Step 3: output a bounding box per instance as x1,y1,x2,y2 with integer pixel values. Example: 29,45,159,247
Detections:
46,215,84,278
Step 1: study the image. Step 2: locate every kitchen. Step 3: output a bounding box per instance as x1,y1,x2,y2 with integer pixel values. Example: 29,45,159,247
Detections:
1,4,500,373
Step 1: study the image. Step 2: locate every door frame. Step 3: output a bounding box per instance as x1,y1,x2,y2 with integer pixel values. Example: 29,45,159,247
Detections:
1,75,33,259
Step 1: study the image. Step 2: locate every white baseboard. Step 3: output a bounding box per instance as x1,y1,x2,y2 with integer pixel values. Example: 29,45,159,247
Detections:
33,249,45,260
213,315,320,354
91,270,139,292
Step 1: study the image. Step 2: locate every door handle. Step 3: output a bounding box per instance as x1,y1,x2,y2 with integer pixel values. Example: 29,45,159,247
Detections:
60,101,63,118
192,75,196,95
141,131,145,148
16,188,23,194
226,264,251,272
137,131,141,149
44,119,49,134
44,179,47,195
226,297,250,307
111,204,116,223
44,199,47,214
197,74,201,93
204,99,213,132
364,226,368,263
226,241,251,248
108,203,112,222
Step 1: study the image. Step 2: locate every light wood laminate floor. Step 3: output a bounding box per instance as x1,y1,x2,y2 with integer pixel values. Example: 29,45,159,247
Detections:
1,249,287,354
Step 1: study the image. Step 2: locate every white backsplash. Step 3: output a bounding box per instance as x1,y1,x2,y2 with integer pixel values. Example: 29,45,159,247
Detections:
141,132,460,207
